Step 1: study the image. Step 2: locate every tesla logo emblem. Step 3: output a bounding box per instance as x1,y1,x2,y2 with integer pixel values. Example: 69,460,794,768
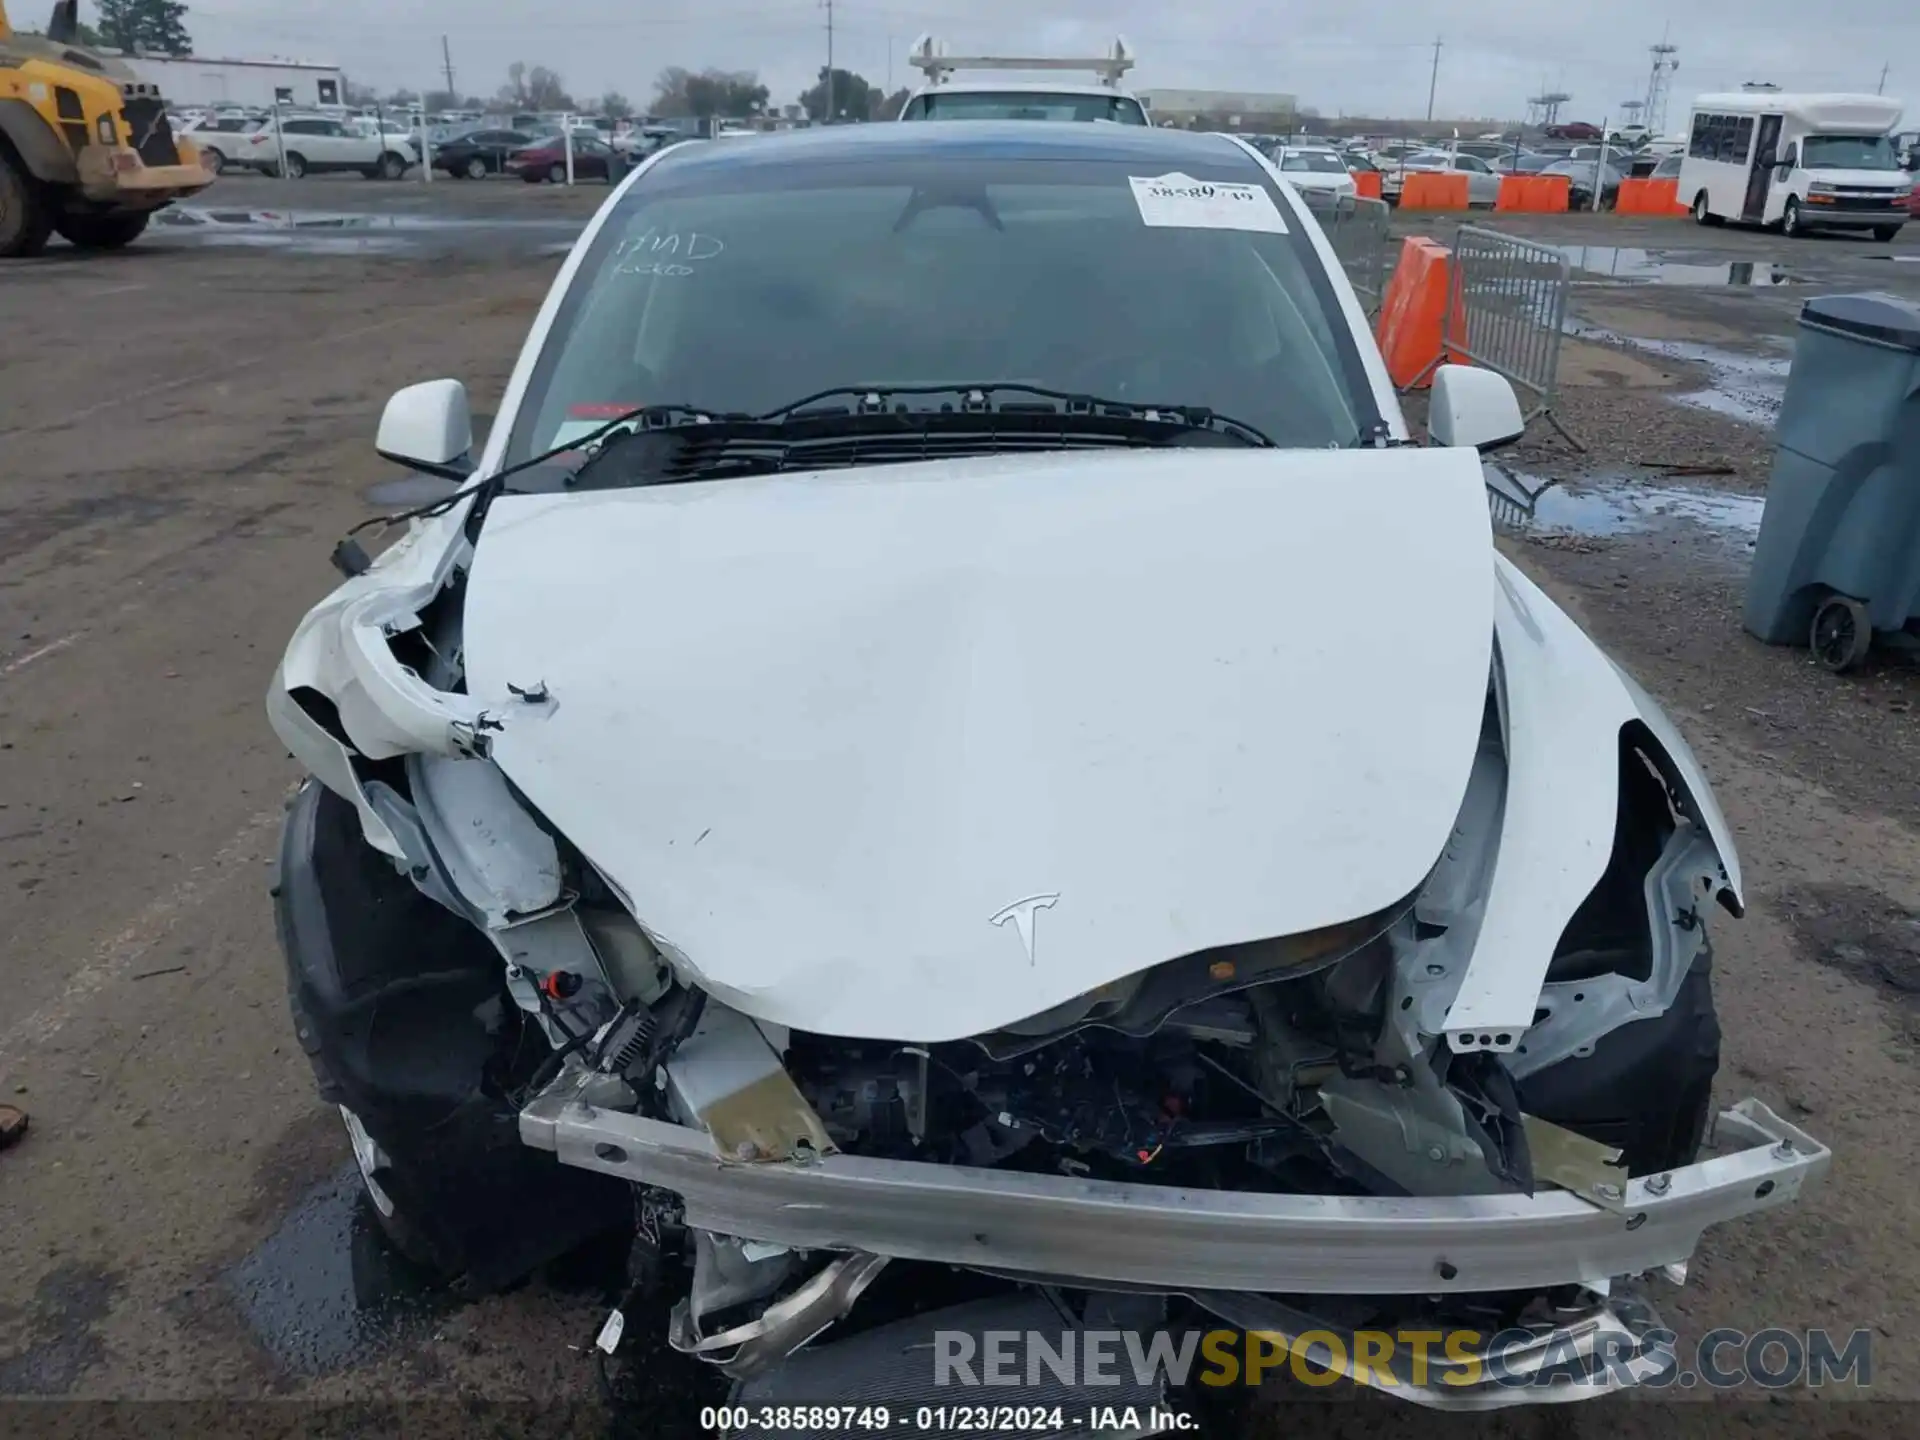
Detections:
990,893,1059,966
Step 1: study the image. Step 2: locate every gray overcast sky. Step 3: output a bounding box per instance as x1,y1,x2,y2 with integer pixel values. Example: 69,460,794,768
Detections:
178,1,1912,127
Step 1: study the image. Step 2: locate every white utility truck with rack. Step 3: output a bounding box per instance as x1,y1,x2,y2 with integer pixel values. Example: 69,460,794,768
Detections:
894,34,1148,125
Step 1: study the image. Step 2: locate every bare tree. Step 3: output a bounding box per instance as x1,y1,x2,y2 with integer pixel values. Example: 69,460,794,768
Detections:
653,66,768,120
497,61,529,107
526,66,573,111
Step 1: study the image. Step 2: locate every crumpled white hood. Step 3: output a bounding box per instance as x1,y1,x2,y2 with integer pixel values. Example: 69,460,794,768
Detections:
462,447,1496,1041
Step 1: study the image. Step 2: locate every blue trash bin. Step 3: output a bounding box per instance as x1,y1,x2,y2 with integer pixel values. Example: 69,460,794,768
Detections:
1742,293,1920,671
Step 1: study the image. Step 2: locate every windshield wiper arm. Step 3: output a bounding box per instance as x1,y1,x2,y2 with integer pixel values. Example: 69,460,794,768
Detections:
742,383,1278,448
341,402,731,554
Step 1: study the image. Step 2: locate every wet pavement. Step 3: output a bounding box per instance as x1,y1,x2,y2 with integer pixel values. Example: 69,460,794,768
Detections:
225,1166,450,1376
1565,317,1794,429
1561,245,1806,287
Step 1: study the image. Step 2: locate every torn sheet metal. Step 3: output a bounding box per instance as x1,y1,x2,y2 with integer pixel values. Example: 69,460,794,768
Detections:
665,1003,836,1162
1523,1115,1630,1213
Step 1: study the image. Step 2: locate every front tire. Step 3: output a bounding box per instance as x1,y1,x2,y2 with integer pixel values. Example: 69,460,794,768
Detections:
338,1104,445,1269
200,147,226,176
54,211,150,250
465,156,488,180
282,151,308,180
548,162,567,184
1781,198,1806,237
0,150,54,258
275,781,628,1291
1692,190,1723,226
378,151,408,181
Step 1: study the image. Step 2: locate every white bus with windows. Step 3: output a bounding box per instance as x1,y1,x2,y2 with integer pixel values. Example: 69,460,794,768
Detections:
1679,92,1909,240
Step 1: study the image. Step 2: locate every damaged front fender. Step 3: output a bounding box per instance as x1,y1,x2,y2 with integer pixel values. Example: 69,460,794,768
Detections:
267,505,497,859
1436,560,1743,1060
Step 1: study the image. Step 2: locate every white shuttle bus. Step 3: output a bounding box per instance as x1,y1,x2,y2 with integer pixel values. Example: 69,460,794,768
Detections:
1679,91,1909,240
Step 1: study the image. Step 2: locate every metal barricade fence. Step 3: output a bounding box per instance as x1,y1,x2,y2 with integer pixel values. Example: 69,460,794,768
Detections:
1440,224,1581,450
1302,193,1392,317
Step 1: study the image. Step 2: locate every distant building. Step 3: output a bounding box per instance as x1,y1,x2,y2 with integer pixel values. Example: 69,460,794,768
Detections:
111,52,345,109
1137,88,1299,129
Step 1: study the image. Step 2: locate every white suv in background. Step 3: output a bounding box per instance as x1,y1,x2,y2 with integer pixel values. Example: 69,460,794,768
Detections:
1270,146,1358,200
238,115,420,180
175,113,266,175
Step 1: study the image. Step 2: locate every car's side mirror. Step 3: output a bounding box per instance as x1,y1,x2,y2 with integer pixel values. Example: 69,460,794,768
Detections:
1428,364,1525,452
376,379,474,479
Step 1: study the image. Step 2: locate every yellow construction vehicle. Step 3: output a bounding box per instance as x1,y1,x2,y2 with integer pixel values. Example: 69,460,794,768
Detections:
0,0,211,256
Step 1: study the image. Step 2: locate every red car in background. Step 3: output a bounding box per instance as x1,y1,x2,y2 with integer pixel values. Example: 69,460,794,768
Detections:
508,133,624,184
1909,180,1920,218
1545,121,1603,141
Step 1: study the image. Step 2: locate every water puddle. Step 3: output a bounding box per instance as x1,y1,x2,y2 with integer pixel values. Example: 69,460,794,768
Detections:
1488,468,1764,543
1566,320,1791,428
156,207,568,232
1562,245,1803,287
225,1164,451,1375
153,207,581,255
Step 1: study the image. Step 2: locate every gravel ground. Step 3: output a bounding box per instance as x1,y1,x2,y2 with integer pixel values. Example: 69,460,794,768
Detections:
3,177,1920,1438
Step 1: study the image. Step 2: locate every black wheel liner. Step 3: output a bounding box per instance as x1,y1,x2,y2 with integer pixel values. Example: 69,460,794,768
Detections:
1519,950,1721,1178
272,781,627,1290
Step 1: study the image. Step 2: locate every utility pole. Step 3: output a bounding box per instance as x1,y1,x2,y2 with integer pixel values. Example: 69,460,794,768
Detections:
1878,63,1891,96
1426,36,1443,123
823,0,835,124
440,35,455,102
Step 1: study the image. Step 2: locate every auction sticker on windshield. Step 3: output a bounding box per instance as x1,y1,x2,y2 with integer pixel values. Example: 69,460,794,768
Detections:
1128,172,1289,233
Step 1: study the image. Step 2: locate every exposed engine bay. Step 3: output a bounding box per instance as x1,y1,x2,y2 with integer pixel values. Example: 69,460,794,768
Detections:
707,934,1509,1196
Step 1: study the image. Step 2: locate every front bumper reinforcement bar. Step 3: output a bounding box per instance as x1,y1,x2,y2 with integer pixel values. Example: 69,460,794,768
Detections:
521,1080,1826,1296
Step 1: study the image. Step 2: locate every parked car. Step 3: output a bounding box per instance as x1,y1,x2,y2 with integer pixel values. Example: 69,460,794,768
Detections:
1652,151,1685,180
1271,145,1357,199
175,113,264,175
241,115,419,180
1546,121,1603,140
1539,157,1629,210
1455,139,1528,166
507,133,623,184
1493,151,1555,174
268,120,1821,1414
1909,180,1920,218
436,128,537,179
1386,150,1502,206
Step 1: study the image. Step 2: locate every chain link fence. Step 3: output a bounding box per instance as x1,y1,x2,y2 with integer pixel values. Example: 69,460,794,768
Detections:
1441,225,1581,450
